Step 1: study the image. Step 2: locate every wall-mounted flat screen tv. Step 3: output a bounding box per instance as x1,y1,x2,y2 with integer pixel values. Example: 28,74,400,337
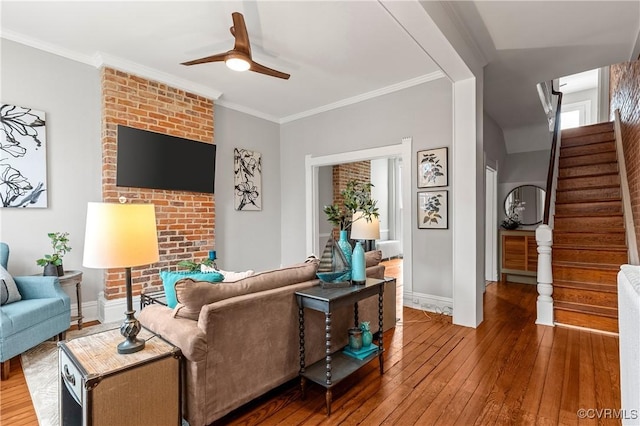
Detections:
116,125,216,194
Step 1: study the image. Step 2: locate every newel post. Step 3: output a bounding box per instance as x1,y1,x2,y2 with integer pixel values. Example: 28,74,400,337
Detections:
535,225,554,326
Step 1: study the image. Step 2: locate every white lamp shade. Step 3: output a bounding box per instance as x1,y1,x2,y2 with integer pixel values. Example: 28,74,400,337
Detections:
350,211,380,240
83,202,160,269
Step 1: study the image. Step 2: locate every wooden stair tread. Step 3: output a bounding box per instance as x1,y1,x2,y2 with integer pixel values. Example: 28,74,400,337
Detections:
557,163,618,179
554,211,624,217
560,141,616,158
559,151,617,168
561,122,614,138
552,261,622,270
553,244,627,251
561,132,615,147
553,280,617,293
554,301,618,318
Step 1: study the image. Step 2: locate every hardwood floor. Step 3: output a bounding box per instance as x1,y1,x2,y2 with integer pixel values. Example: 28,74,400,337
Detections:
1,286,621,425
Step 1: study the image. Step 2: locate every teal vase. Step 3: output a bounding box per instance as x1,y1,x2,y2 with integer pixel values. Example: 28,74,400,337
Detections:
337,230,352,273
360,321,373,347
351,241,366,284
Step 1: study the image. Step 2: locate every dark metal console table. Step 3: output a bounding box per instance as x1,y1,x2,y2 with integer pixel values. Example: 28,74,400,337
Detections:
295,278,385,416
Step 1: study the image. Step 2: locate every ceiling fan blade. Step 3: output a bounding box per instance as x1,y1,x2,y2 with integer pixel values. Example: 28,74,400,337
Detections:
181,53,227,66
249,60,290,80
230,12,251,56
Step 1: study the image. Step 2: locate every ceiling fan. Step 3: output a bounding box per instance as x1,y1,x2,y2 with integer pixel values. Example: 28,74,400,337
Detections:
181,12,290,80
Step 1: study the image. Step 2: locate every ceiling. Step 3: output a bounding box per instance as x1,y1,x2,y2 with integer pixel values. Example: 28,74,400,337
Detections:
2,1,639,135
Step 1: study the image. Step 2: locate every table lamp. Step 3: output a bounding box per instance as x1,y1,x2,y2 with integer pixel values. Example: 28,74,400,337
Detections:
83,202,159,354
350,211,380,285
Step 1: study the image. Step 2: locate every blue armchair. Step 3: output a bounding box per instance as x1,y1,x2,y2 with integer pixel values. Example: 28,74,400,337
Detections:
0,242,70,380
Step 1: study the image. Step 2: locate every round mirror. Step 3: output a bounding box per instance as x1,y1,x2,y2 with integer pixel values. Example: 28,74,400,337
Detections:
504,185,546,226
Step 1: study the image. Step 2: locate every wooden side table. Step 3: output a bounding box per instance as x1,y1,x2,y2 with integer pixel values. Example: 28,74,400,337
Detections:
58,327,182,425
296,278,385,416
59,270,83,329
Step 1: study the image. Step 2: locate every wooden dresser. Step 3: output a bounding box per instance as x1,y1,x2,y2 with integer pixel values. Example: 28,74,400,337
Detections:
500,230,537,284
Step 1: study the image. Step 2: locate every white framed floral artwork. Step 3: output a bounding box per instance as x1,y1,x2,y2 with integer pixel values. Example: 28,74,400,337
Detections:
234,148,262,211
417,147,448,188
418,190,448,229
0,104,48,208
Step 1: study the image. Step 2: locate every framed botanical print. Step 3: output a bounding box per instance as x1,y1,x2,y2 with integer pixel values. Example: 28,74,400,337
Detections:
417,147,448,188
418,190,448,229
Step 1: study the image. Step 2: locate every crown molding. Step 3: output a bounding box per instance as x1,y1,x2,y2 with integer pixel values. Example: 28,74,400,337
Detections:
1,30,222,101
3,29,445,124
215,100,280,123
93,52,222,100
280,71,445,124
1,29,96,66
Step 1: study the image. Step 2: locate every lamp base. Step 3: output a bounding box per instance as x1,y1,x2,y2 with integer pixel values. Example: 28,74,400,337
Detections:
117,337,146,354
118,310,145,354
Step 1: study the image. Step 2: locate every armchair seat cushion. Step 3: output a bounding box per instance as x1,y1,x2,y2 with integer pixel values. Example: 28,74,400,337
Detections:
0,298,68,336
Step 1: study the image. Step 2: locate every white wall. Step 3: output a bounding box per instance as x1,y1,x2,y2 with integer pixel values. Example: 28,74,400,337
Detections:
503,122,552,154
280,78,454,299
484,112,507,171
0,40,102,315
370,158,390,240
213,105,281,272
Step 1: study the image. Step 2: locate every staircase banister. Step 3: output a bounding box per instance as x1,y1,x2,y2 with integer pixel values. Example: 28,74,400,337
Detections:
543,84,563,225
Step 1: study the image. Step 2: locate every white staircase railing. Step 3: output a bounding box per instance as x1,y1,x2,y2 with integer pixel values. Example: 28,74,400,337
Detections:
536,82,562,326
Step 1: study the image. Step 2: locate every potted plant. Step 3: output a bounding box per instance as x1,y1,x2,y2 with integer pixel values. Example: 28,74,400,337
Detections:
177,258,216,272
323,180,379,231
323,180,379,267
36,232,71,276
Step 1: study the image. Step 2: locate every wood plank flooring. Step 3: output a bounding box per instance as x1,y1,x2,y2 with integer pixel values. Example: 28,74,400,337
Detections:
1,284,621,426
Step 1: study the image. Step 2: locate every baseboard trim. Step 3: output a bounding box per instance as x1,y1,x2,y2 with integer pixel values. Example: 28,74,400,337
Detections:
403,291,453,316
98,292,141,324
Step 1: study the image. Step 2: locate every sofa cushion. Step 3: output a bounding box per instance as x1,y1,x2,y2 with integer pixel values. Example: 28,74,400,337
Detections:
0,265,21,305
173,259,319,320
365,250,382,267
160,270,224,308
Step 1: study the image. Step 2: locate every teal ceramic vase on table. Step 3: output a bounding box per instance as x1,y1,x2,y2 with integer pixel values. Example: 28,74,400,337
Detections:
337,230,352,279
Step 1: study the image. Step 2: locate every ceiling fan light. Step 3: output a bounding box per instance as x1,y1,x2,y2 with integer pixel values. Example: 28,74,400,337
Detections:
226,57,250,72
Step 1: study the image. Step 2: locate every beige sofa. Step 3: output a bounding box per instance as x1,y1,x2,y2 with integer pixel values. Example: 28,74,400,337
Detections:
139,252,395,426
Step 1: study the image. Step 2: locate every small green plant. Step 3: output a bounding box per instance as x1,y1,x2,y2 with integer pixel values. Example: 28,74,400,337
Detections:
323,180,379,230
177,258,215,272
36,232,71,267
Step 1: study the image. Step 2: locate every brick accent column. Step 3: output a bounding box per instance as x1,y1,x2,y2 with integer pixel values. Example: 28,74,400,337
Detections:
331,162,371,238
101,68,215,300
611,60,640,257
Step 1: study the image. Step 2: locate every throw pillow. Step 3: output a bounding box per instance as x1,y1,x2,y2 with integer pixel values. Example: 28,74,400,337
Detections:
160,270,224,309
365,250,383,267
200,264,255,282
0,265,21,305
173,258,320,320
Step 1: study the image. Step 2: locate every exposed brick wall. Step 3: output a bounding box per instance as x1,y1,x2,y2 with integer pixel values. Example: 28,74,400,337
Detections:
611,60,640,256
331,161,371,238
101,68,215,300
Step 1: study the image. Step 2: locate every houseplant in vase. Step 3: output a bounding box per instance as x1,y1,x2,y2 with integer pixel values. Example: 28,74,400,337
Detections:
36,232,71,276
323,180,379,273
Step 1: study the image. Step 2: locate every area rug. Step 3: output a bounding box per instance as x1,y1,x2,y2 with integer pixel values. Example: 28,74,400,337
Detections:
21,322,120,426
